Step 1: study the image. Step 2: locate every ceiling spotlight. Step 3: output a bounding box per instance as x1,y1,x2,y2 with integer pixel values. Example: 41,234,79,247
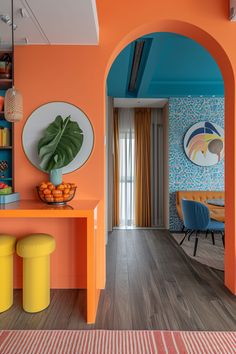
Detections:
0,14,17,30
19,8,29,18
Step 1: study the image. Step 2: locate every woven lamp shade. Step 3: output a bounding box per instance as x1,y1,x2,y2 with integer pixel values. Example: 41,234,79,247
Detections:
4,87,23,122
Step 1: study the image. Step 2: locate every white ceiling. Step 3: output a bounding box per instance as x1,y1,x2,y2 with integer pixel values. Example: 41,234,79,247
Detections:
114,98,168,108
0,0,99,46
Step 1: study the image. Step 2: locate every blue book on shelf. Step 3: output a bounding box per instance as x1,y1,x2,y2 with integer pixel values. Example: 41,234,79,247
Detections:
0,192,20,204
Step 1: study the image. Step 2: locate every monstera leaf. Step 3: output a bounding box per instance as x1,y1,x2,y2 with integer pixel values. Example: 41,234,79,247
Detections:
38,115,83,172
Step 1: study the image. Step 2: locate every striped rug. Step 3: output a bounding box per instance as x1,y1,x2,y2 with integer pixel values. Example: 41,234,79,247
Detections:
0,330,235,354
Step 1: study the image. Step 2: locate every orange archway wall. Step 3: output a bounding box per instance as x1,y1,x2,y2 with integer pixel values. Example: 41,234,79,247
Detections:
13,0,236,294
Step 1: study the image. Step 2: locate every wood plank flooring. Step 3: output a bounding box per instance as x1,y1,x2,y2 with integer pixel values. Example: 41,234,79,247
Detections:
0,229,236,330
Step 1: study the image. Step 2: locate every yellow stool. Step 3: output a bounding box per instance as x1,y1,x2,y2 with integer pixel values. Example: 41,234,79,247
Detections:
0,235,16,312
16,234,55,313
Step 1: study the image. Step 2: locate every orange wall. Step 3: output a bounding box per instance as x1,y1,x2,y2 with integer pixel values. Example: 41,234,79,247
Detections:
0,218,87,289
12,0,236,293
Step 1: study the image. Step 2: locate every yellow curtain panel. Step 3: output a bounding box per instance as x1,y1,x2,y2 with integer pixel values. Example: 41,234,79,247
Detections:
134,108,151,227
113,108,120,226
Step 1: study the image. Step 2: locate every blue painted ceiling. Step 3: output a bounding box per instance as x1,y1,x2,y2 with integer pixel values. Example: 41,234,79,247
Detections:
107,33,224,98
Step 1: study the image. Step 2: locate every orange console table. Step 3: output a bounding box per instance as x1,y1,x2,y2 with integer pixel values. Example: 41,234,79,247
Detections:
0,199,101,324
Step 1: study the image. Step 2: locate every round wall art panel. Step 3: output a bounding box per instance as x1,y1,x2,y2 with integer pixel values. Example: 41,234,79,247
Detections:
22,102,94,174
183,121,224,167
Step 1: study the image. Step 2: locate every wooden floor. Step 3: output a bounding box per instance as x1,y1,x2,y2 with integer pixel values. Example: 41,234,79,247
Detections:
1,229,236,330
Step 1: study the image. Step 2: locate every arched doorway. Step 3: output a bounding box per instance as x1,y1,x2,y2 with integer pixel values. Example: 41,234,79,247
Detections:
104,20,235,294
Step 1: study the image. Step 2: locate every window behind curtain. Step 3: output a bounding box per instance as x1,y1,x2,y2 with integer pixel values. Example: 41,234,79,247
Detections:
115,107,164,228
118,109,135,227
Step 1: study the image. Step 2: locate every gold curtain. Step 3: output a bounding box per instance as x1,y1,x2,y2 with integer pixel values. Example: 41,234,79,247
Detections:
134,108,151,227
113,108,120,226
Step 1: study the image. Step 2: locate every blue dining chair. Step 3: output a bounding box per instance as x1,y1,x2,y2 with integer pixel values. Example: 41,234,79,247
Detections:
180,199,224,256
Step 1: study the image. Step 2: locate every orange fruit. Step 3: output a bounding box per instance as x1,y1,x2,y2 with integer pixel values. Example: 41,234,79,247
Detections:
54,197,64,203
63,194,70,200
43,189,51,195
64,188,70,194
52,190,62,197
57,184,65,190
39,183,47,190
45,196,54,202
48,184,55,191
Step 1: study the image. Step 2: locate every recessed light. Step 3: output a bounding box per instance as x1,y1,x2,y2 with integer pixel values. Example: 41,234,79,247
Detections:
0,14,17,30
20,8,29,18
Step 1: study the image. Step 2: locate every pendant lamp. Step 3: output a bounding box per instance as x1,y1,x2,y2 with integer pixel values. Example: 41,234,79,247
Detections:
4,0,23,123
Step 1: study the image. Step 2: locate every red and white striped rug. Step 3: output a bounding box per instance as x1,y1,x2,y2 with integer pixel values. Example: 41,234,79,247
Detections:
0,330,235,354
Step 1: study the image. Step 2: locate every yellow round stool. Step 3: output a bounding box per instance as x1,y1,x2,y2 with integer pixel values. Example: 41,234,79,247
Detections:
16,234,55,313
0,235,16,313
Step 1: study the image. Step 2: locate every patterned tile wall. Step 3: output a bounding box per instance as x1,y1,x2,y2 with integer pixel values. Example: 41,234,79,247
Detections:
168,97,224,230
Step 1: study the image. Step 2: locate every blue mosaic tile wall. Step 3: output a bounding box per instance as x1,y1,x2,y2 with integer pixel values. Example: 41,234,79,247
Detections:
168,97,224,230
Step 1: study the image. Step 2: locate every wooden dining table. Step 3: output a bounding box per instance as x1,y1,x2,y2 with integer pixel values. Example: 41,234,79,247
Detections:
206,198,225,222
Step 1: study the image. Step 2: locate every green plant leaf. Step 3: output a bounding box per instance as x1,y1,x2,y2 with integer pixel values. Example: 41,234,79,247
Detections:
38,115,83,172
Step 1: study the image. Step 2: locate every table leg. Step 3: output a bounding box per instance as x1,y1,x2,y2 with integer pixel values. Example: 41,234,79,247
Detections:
86,211,100,324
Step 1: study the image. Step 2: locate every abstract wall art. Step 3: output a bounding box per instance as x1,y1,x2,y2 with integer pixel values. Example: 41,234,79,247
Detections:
183,121,224,167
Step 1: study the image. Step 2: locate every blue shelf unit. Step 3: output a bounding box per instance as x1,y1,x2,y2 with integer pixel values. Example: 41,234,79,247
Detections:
0,86,13,189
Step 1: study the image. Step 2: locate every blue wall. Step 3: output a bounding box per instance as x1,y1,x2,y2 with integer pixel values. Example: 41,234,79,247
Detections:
107,33,224,98
168,97,224,230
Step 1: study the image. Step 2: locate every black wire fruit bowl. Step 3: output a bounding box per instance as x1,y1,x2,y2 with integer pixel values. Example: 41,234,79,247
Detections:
36,183,77,205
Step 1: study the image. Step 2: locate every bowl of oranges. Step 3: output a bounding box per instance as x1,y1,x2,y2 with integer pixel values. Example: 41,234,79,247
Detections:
37,181,77,205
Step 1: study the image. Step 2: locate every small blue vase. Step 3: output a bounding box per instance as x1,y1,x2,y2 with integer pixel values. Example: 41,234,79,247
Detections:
49,168,63,186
